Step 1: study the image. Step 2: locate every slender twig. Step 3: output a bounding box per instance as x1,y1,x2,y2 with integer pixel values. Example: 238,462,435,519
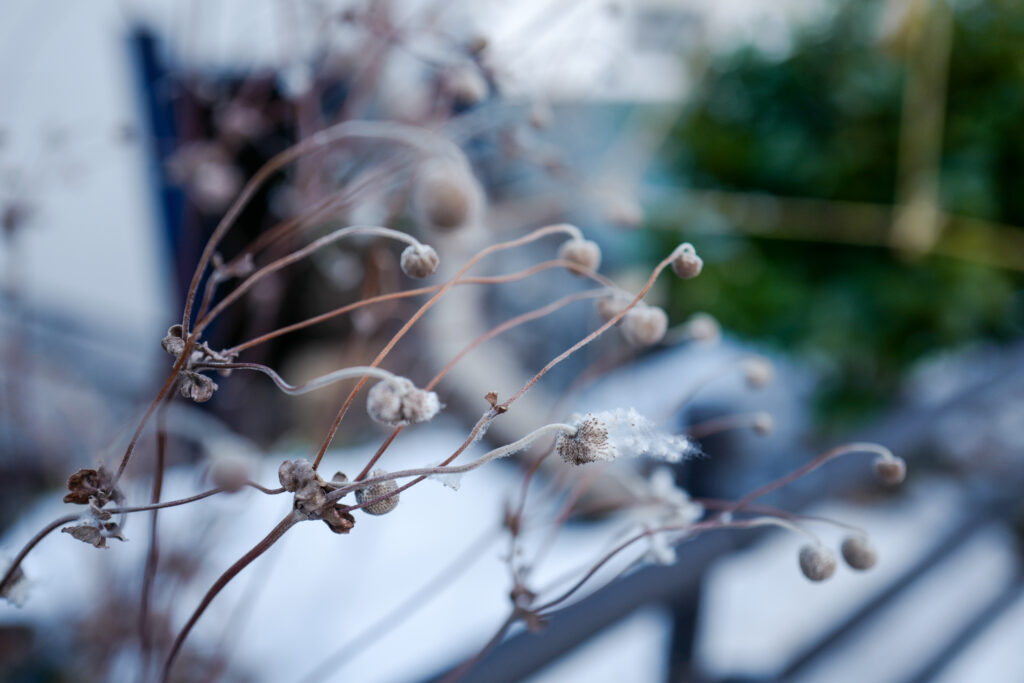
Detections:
162,511,302,682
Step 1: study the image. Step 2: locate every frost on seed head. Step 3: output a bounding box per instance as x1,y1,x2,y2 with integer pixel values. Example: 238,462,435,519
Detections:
355,470,400,515
622,304,668,347
558,408,697,466
366,377,442,426
841,535,877,570
670,242,703,280
874,455,907,486
400,243,439,279
799,544,837,582
412,159,481,232
558,237,602,274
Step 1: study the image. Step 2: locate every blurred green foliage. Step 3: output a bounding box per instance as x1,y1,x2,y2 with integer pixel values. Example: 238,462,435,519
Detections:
662,0,1024,425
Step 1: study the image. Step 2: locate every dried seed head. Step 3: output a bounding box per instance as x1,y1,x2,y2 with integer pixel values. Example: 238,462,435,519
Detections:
558,238,602,274
744,357,774,388
179,371,218,403
622,304,668,347
873,455,907,486
799,544,837,582
366,377,442,426
355,470,400,515
63,467,122,506
278,459,316,492
400,243,439,278
841,536,877,570
322,506,356,534
557,417,615,466
161,324,186,357
752,412,774,436
670,243,703,279
412,160,480,232
596,290,632,322
684,312,720,343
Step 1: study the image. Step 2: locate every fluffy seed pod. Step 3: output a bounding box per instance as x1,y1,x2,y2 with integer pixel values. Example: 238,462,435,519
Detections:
841,536,877,570
556,417,615,465
622,304,668,347
355,470,400,515
873,456,907,486
412,160,480,232
558,238,602,274
400,243,439,279
799,544,837,582
671,243,703,279
744,357,774,388
366,377,442,426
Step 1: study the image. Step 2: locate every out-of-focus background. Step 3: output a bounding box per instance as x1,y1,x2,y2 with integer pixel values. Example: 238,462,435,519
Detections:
1,1,1022,682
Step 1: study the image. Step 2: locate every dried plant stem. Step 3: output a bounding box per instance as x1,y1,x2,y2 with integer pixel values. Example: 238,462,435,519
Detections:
195,225,425,334
195,362,400,396
354,289,604,481
440,613,518,683
162,511,302,682
310,224,584,470
181,119,467,335
299,527,497,683
139,400,169,667
332,423,577,505
0,514,81,596
226,258,611,356
724,442,895,517
686,412,768,438
534,516,817,615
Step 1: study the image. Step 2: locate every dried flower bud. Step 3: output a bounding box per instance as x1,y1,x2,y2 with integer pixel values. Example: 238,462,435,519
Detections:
210,455,250,493
622,304,668,347
278,459,316,492
322,506,356,534
180,371,218,403
558,238,602,274
744,357,774,388
412,160,480,232
400,243,440,278
63,467,121,505
62,524,108,549
684,312,720,343
752,412,774,436
670,243,703,279
355,470,400,515
799,544,837,582
873,456,907,486
161,324,186,357
556,417,614,465
841,536,877,570
366,377,442,426
596,290,632,322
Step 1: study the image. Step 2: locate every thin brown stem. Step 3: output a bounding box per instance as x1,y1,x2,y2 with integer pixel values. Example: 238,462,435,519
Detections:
139,400,170,670
162,511,301,682
1,514,81,597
